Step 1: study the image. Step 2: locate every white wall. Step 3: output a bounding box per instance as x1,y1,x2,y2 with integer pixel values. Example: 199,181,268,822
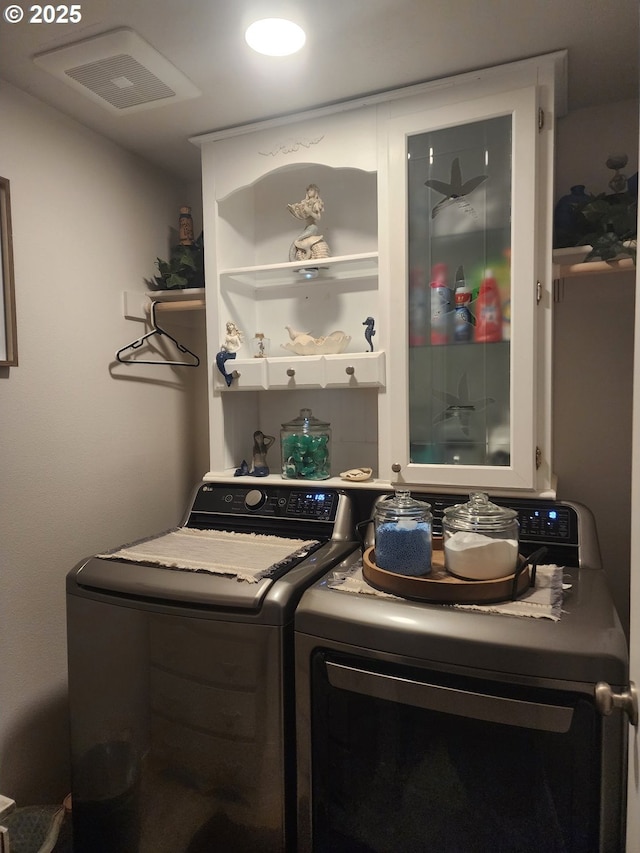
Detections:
555,100,639,199
553,99,638,637
0,81,208,805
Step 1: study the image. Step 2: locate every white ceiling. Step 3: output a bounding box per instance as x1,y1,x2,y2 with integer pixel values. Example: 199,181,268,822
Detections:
0,0,637,183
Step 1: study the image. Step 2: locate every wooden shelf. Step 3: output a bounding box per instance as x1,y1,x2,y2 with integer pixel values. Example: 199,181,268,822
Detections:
154,298,205,313
122,288,205,321
554,257,635,278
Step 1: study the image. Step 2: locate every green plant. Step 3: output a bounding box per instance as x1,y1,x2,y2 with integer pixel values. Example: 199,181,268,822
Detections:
153,232,204,289
575,192,637,263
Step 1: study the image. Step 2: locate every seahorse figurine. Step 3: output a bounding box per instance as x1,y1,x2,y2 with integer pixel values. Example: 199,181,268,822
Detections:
363,316,376,352
287,184,331,262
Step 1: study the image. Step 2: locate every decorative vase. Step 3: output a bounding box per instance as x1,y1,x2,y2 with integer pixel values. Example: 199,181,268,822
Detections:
553,184,590,248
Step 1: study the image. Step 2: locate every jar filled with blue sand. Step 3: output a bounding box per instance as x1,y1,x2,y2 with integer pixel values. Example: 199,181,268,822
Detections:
374,489,432,576
281,408,331,480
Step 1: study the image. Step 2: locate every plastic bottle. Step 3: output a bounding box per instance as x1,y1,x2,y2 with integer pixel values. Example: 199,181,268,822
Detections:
474,270,502,343
453,265,474,343
429,263,450,345
408,267,427,346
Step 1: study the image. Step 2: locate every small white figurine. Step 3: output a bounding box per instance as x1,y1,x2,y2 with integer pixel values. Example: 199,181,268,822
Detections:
340,467,373,482
222,321,244,353
288,184,331,262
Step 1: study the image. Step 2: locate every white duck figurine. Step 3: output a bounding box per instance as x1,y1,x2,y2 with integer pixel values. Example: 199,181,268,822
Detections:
285,324,311,340
284,325,316,347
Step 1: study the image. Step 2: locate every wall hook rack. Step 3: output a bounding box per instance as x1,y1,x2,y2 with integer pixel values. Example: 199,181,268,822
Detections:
116,299,200,367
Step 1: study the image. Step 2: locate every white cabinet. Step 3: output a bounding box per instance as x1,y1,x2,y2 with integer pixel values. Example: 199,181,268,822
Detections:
381,85,550,492
196,105,383,477
193,52,566,492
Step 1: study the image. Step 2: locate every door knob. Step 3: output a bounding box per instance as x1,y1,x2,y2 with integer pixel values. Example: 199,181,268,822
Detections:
595,681,638,726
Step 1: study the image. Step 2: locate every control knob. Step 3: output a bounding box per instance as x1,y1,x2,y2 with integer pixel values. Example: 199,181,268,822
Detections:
244,489,266,510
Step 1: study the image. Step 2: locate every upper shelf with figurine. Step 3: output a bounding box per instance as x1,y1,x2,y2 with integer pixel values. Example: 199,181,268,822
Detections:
219,252,379,289
553,154,636,278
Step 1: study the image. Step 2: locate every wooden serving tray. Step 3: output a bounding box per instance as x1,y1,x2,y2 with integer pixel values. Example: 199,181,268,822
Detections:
362,546,531,604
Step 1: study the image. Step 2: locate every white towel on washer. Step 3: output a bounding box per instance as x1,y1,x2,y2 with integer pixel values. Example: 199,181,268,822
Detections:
97,527,320,583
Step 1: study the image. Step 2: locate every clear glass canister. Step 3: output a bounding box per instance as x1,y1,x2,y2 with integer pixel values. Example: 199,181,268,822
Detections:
374,489,433,576
280,408,331,480
443,492,519,580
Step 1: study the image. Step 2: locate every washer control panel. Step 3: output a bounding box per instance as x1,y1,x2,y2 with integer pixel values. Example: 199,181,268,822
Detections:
188,483,340,525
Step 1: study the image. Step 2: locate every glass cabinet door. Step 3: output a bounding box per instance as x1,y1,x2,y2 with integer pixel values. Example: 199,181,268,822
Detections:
386,88,539,490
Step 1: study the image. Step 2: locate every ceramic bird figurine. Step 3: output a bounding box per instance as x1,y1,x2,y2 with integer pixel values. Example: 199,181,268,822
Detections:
363,316,376,352
285,324,311,341
425,157,488,219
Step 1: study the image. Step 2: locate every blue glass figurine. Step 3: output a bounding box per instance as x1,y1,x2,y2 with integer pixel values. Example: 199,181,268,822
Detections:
363,316,376,352
234,430,275,477
251,430,275,476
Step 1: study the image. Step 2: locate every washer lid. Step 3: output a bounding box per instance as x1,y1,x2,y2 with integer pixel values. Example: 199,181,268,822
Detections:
72,539,360,615
75,556,275,610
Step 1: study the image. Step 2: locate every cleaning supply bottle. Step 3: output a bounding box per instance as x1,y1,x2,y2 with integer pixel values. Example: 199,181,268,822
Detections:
429,263,451,345
453,265,474,343
408,267,427,346
474,270,502,343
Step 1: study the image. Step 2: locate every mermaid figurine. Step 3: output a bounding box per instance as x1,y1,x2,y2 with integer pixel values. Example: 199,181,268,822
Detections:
287,184,330,262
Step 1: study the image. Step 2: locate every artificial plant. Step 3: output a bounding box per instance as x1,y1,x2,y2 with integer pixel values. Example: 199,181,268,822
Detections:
576,191,637,263
153,231,205,289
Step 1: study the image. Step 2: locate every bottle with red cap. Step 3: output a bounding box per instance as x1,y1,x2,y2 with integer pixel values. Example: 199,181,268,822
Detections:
429,263,451,345
474,270,502,343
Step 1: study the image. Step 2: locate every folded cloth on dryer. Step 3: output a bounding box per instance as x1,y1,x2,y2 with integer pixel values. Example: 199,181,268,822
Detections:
328,560,567,620
97,527,320,583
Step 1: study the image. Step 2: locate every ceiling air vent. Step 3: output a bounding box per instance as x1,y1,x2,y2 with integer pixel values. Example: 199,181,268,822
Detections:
33,28,200,113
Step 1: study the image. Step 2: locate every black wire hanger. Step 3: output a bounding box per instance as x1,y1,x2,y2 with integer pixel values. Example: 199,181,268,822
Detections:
116,299,200,367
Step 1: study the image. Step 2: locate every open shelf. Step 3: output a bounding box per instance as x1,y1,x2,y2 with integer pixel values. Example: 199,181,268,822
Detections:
122,289,205,320
554,257,635,278
220,253,379,289
552,247,635,278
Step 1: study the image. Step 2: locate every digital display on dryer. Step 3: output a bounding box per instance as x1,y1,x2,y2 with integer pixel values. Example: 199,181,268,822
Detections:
519,507,570,540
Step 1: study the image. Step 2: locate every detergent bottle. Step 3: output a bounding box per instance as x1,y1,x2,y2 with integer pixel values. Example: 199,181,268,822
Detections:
429,263,451,345
453,265,474,343
408,267,427,346
474,270,502,343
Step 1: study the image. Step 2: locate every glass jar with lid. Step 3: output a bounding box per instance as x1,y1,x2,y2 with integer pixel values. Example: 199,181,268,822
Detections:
374,489,432,576
280,408,331,480
443,492,519,580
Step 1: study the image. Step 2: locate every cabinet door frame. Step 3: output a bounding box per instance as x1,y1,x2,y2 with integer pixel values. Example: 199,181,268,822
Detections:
382,86,540,490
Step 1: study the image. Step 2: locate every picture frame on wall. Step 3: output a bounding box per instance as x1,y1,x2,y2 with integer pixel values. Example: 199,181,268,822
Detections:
0,176,17,366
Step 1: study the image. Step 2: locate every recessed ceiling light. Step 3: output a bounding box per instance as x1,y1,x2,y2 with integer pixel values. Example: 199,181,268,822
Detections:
245,18,306,56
